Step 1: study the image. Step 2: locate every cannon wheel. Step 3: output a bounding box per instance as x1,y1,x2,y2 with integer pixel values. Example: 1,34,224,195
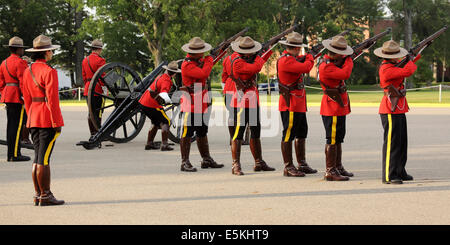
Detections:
164,103,196,144
88,62,146,144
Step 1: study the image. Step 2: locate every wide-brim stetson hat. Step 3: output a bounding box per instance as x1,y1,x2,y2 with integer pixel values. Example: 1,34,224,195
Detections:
323,35,353,55
182,37,212,53
163,61,181,73
374,40,408,59
3,36,28,48
279,32,308,48
231,36,262,54
26,35,60,52
87,39,104,49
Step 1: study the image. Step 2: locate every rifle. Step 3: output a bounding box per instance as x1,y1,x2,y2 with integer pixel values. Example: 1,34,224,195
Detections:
210,27,249,65
258,24,299,58
396,25,448,68
386,26,447,112
298,29,351,62
334,28,391,67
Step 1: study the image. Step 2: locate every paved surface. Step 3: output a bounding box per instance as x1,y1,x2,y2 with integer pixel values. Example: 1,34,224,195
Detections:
1,104,450,225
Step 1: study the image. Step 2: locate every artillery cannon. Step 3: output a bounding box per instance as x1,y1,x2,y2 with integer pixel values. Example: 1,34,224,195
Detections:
76,60,191,149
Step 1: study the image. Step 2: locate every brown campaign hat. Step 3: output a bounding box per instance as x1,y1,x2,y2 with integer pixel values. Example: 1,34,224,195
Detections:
322,35,353,55
374,40,408,59
231,36,262,54
163,60,181,73
279,32,307,48
87,39,104,49
3,36,28,48
25,35,60,52
181,37,212,53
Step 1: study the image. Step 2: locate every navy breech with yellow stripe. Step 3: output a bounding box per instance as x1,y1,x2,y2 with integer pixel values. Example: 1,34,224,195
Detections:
5,103,26,159
141,106,170,126
281,111,308,142
232,107,261,140
322,115,346,145
380,113,408,182
30,128,60,166
180,112,209,138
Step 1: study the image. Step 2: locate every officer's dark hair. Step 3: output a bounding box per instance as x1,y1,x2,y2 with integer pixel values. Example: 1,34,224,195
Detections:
167,70,176,76
92,48,102,52
31,51,47,61
328,51,337,56
9,47,19,54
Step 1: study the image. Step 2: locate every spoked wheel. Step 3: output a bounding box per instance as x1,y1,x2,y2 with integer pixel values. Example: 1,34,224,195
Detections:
164,103,196,144
88,62,146,143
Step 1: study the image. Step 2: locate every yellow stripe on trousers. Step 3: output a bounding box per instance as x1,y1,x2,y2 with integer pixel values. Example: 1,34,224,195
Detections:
182,112,189,138
14,105,25,157
232,108,244,141
385,114,393,182
284,111,294,142
331,116,337,145
157,108,171,126
44,132,60,166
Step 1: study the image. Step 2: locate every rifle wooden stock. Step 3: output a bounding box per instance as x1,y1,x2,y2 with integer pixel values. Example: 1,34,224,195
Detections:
211,27,249,64
260,24,299,54
396,26,448,68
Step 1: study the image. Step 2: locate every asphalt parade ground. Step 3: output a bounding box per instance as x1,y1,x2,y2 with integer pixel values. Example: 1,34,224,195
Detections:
1,103,449,225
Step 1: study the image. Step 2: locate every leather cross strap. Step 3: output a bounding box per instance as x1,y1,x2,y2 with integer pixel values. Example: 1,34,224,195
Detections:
29,63,47,101
5,59,20,83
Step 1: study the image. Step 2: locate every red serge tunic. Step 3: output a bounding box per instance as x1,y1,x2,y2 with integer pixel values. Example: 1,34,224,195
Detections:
0,54,28,104
230,50,273,108
277,51,314,112
222,52,238,95
82,52,106,96
139,73,172,109
319,55,353,116
22,60,64,128
180,54,214,113
378,55,420,114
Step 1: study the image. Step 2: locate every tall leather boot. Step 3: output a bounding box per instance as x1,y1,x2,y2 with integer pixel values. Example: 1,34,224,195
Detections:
228,126,234,146
197,136,224,168
32,163,40,206
250,138,275,171
231,140,244,175
336,143,353,177
295,138,317,174
180,137,196,172
324,144,349,181
282,141,305,177
37,164,65,206
145,125,160,150
160,124,173,151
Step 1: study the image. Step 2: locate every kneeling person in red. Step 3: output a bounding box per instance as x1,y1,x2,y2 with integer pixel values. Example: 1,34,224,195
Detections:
139,61,180,151
22,35,64,206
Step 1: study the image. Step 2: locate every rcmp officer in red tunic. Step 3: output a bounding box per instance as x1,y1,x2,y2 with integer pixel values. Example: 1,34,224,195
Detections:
229,36,275,176
139,61,180,151
319,35,354,181
179,37,224,172
374,40,420,184
277,32,317,177
0,37,31,162
22,35,64,206
82,39,106,137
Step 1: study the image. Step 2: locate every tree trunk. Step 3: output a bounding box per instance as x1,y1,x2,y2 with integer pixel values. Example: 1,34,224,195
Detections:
74,8,84,87
403,0,413,88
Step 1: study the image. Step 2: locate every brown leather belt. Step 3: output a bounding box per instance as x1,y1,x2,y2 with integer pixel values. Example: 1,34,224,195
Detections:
6,83,19,87
384,90,406,97
32,97,47,102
